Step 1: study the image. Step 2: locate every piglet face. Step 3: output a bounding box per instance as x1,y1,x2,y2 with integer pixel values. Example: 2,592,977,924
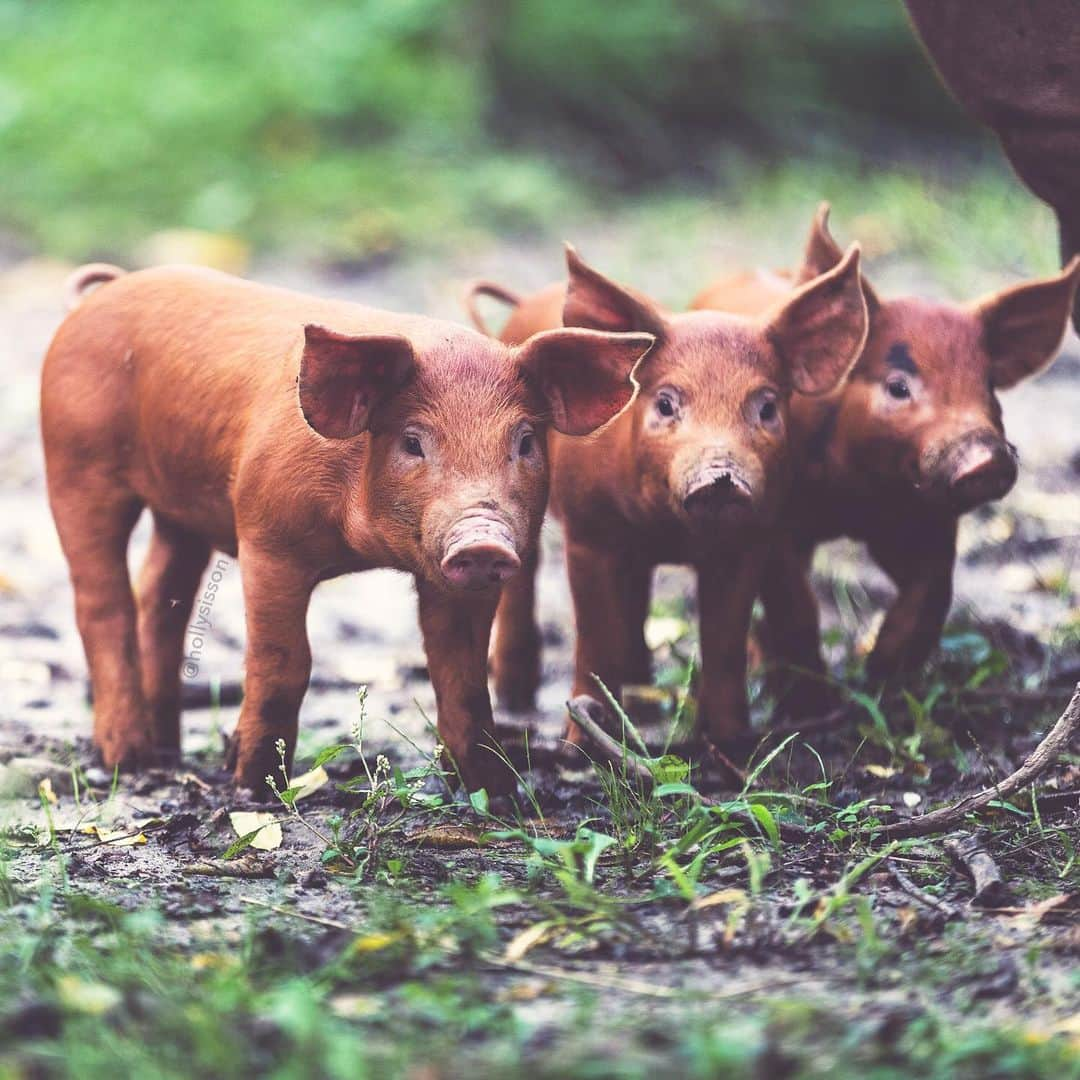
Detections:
561,244,867,534
298,323,652,590
832,260,1078,512
797,205,1079,513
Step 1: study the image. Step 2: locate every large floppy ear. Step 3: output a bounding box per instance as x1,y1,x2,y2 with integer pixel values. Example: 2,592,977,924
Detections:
563,244,668,339
298,325,415,439
517,327,655,436
795,202,881,311
765,243,868,397
973,257,1080,390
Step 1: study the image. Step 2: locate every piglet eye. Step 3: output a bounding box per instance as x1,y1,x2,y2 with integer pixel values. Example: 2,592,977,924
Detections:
759,398,778,424
518,431,535,456
656,394,676,418
403,433,424,458
886,375,911,401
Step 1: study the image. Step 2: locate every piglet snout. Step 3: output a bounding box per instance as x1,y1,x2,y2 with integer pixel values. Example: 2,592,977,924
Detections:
441,517,521,590
683,469,755,522
946,438,1017,510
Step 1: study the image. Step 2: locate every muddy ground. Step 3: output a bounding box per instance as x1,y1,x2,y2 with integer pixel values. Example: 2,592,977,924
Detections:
1,233,1078,1076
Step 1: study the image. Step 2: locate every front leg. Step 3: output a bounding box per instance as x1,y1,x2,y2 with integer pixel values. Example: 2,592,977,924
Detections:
229,545,316,793
417,581,514,795
564,535,652,742
697,547,766,744
492,544,542,712
759,537,836,717
866,521,957,681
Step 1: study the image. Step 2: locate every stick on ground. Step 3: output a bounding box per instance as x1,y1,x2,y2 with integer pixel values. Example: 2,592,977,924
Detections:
876,683,1080,840
944,830,1012,908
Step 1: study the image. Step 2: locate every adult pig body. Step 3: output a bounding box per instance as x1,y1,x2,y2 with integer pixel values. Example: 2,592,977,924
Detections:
42,266,652,792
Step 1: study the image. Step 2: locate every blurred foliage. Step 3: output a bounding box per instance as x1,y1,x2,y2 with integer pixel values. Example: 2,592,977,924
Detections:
0,0,983,258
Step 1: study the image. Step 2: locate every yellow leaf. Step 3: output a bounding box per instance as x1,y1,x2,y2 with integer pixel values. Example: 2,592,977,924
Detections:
504,920,555,963
228,811,282,851
81,825,148,846
56,976,121,1016
38,777,58,805
351,932,401,955
865,764,899,779
288,765,329,801
690,888,748,912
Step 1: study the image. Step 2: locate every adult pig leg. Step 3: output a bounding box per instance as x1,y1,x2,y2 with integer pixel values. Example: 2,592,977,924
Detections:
418,580,515,795
136,513,211,758
866,521,957,681
229,546,315,792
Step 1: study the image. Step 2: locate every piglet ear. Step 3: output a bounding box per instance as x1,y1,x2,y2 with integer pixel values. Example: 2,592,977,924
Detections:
517,327,655,436
765,243,868,397
973,257,1080,390
795,203,881,311
299,325,415,439
563,244,668,339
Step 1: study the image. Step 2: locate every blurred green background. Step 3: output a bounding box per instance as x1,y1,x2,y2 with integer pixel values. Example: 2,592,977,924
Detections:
0,0,1055,274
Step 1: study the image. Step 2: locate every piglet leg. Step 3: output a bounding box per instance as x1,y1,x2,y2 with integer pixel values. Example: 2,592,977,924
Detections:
418,581,515,795
867,522,957,680
229,546,315,794
563,537,652,742
758,539,835,717
492,546,543,712
697,549,765,744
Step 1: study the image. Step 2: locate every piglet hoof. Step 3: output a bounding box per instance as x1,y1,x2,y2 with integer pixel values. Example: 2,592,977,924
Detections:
771,675,844,723
227,737,287,803
557,694,614,768
96,730,163,775
696,739,749,788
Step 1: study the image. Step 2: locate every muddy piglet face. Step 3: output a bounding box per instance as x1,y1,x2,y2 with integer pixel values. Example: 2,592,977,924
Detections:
298,323,653,590
560,244,868,533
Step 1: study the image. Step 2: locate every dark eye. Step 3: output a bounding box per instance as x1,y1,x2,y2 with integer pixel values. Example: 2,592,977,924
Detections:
656,394,676,418
886,375,911,401
403,433,424,458
759,397,778,425
518,431,535,456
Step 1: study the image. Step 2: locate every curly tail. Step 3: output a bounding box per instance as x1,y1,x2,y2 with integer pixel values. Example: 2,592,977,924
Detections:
461,279,522,337
64,263,127,312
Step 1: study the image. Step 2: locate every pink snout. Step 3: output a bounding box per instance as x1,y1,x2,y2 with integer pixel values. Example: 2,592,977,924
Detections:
946,438,1017,510
441,519,521,590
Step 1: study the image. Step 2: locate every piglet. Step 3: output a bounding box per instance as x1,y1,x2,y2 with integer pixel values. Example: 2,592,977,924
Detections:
42,265,653,795
693,205,1080,700
464,243,867,747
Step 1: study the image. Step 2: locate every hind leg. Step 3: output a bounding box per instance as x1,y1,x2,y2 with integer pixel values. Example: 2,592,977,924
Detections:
48,485,154,768
136,514,212,759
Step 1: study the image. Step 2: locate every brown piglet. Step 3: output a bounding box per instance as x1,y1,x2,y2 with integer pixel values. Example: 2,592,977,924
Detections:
41,265,653,795
692,205,1080,702
464,243,867,748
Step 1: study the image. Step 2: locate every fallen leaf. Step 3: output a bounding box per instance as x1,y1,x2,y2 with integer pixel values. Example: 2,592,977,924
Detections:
81,825,147,847
288,765,329,801
865,764,899,779
689,888,748,912
329,993,381,1019
38,777,58,805
56,976,122,1016
504,920,556,963
902,792,922,808
228,811,282,851
351,932,403,955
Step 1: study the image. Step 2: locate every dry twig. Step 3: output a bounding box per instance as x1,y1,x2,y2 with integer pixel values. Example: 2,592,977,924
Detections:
875,683,1080,839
